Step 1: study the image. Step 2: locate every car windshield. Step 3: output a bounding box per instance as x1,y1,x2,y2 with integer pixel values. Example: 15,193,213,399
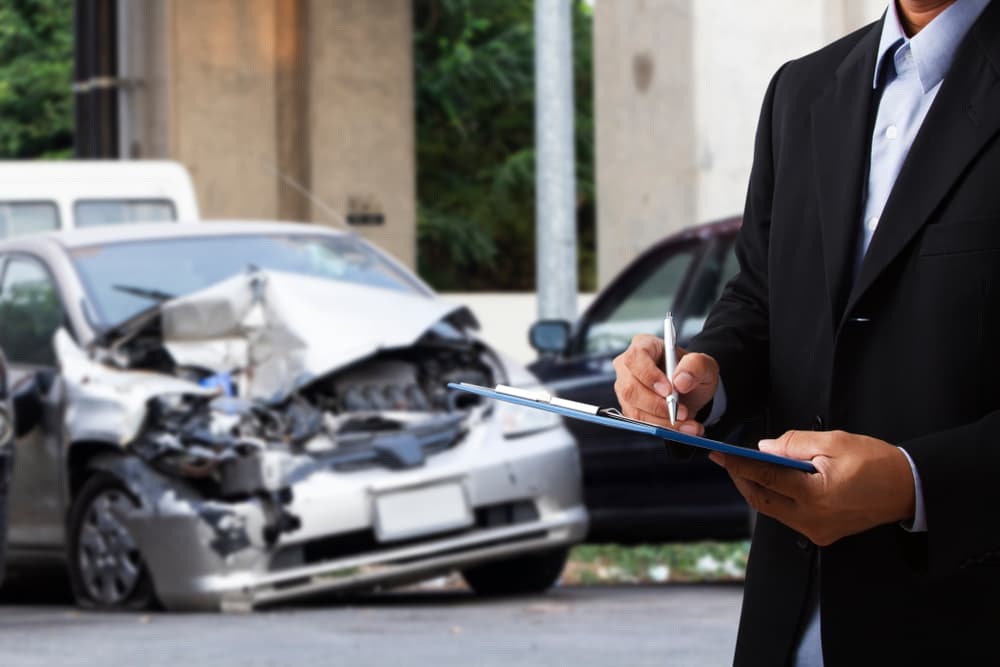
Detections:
69,233,428,327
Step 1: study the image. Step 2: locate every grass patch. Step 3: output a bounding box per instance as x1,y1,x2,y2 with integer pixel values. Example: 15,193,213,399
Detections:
562,542,750,585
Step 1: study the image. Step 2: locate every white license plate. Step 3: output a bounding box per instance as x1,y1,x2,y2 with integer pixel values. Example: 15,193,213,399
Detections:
373,483,473,543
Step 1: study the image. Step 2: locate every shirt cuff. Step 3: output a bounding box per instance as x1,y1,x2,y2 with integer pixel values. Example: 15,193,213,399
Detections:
703,378,727,426
898,447,927,532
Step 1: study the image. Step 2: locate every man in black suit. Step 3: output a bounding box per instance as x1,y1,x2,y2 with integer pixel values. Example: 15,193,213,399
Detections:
613,0,1000,663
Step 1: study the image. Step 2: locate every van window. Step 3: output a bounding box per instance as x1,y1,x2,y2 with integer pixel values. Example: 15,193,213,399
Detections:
0,201,60,237
75,199,176,227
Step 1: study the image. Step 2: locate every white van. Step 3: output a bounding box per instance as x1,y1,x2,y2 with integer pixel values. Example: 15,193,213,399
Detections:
0,160,200,238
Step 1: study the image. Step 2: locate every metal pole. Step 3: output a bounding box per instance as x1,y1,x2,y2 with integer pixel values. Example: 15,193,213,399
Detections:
534,0,577,322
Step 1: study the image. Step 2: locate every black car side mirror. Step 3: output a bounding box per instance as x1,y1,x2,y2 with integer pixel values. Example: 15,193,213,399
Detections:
12,369,56,438
529,320,571,356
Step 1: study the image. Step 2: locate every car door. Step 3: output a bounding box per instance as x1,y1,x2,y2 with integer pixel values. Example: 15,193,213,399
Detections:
0,254,70,549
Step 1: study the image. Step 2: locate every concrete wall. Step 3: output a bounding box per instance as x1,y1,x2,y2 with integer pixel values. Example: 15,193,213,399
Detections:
123,0,416,268
594,0,886,286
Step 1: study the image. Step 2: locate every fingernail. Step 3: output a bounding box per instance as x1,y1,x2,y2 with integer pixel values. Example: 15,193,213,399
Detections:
653,382,670,397
673,372,694,392
677,404,688,421
708,452,724,466
680,423,699,435
758,439,777,452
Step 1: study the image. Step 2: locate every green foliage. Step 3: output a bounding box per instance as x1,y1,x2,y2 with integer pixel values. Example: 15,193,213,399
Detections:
0,0,74,158
566,542,750,584
414,0,595,291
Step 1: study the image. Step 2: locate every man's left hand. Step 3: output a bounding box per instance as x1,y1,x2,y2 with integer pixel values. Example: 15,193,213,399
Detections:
708,430,916,546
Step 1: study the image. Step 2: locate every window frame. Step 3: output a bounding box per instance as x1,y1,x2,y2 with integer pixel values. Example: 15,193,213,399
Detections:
668,234,740,346
0,252,72,369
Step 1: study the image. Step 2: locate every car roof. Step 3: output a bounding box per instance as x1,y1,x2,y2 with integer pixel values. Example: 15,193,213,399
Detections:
626,215,742,267
0,220,349,252
0,159,190,183
665,215,742,243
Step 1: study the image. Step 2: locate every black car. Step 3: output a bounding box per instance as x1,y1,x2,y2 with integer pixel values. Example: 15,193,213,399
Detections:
528,217,753,543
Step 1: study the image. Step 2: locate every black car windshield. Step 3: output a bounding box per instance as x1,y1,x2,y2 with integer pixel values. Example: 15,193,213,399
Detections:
69,233,428,327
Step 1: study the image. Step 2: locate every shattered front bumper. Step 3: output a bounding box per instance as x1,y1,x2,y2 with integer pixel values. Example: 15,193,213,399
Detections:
101,421,586,611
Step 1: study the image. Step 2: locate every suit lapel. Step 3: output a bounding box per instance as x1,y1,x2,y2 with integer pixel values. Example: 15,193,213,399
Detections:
843,4,1000,322
811,23,882,326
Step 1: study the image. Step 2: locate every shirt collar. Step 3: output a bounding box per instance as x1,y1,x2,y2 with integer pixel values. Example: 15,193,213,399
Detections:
873,0,991,93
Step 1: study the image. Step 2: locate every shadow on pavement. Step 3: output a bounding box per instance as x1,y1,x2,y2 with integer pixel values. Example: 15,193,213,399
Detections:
0,566,75,606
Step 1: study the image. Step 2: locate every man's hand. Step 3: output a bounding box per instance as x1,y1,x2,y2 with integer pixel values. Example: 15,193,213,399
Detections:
612,334,720,436
709,430,917,546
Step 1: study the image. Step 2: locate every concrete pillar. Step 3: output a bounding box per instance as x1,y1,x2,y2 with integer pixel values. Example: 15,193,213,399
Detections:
692,0,828,224
274,0,312,223
307,0,417,268
118,0,417,268
594,0,695,287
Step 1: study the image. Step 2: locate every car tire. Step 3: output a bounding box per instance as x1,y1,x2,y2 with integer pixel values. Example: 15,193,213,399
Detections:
461,548,569,596
67,472,157,610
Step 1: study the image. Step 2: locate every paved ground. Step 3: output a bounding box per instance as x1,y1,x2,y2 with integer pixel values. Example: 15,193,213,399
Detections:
0,580,742,666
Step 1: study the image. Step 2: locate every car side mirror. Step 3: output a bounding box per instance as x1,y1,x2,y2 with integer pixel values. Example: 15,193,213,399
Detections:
529,320,571,356
11,369,55,438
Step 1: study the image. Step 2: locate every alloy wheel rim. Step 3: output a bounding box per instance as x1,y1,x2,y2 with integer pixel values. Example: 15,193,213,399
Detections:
77,489,142,605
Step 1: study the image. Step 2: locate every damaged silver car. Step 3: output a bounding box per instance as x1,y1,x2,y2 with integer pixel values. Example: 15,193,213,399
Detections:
0,222,587,610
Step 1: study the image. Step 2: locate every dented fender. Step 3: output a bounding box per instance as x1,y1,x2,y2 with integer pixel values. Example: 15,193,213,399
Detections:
55,329,213,446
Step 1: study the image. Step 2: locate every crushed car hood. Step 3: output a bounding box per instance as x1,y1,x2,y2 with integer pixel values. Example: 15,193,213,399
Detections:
104,270,472,401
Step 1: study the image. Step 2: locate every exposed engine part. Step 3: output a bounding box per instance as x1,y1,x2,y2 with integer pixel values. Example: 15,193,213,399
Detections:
308,344,496,415
132,393,323,496
128,342,494,500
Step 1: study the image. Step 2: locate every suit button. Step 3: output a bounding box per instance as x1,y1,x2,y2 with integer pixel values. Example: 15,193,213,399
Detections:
797,536,811,550
814,415,824,430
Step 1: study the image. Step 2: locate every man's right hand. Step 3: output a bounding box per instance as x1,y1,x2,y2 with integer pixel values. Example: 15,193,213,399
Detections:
612,334,721,436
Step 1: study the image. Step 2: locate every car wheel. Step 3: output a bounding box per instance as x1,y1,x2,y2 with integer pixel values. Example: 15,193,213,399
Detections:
67,472,156,610
461,548,569,596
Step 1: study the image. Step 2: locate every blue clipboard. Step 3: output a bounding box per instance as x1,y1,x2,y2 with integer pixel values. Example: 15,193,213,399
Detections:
448,382,816,473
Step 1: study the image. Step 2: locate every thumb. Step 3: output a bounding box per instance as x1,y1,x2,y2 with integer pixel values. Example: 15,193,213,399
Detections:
759,430,823,461
672,351,718,395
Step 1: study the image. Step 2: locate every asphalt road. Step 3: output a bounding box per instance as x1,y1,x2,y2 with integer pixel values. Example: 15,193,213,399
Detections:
0,580,741,666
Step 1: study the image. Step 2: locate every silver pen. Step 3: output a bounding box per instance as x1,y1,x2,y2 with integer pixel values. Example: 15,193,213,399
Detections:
664,312,679,425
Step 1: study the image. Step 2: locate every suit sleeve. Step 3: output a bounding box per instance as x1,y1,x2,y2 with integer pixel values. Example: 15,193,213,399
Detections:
686,65,787,426
900,412,1000,577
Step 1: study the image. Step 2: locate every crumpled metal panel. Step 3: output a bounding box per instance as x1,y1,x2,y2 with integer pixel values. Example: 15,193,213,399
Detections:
158,270,466,400
56,329,215,445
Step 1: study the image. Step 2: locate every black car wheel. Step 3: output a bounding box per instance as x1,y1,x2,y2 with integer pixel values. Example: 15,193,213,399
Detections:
461,548,569,596
67,472,156,610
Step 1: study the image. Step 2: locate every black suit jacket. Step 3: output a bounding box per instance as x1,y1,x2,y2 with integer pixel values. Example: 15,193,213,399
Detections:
688,5,1000,665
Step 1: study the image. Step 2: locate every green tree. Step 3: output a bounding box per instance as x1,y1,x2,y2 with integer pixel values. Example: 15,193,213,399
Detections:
414,0,595,291
0,0,74,158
